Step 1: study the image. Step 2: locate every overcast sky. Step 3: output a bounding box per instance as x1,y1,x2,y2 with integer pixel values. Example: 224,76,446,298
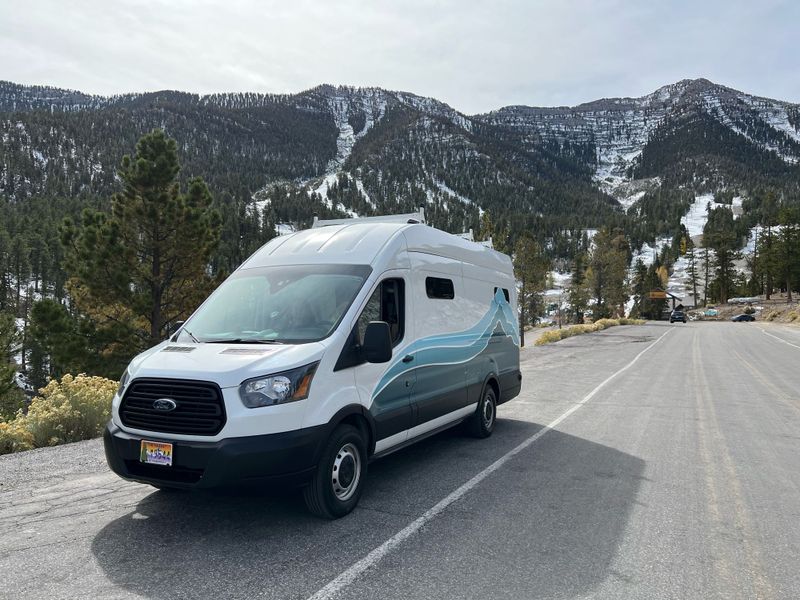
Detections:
1,0,797,114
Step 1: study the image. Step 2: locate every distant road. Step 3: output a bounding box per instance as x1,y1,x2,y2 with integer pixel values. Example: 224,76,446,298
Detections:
2,321,799,599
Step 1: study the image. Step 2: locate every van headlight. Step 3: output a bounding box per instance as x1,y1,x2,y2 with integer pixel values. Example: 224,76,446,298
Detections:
239,362,319,408
116,369,131,397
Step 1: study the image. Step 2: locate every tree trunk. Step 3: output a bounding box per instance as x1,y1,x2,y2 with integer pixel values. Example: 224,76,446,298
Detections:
151,240,162,346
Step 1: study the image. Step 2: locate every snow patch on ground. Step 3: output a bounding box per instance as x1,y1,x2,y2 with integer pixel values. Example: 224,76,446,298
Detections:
431,180,483,216
354,177,375,209
542,271,572,304
619,190,646,211
631,237,672,268
311,172,340,210
251,194,270,215
31,149,47,167
681,193,727,240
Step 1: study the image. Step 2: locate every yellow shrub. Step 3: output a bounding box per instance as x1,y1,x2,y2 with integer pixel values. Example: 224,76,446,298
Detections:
0,419,34,454
535,330,564,345
23,374,118,448
789,311,799,322
534,318,644,346
594,319,620,330
0,374,118,455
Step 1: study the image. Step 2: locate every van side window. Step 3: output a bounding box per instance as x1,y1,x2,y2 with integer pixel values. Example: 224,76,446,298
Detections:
426,277,455,299
357,279,405,346
494,287,510,302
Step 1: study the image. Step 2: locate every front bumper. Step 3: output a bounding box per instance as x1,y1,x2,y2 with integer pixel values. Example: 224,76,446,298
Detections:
103,421,325,489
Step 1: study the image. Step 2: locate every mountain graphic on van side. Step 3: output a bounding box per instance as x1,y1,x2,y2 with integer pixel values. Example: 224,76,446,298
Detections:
373,289,518,400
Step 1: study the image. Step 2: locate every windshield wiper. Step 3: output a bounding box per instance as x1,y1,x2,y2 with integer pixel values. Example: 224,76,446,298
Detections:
183,328,201,344
206,338,285,345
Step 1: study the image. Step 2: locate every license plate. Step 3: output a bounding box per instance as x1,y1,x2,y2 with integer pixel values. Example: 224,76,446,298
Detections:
140,440,173,466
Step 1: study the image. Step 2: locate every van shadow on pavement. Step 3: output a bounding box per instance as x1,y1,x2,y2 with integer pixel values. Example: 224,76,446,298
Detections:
91,419,645,599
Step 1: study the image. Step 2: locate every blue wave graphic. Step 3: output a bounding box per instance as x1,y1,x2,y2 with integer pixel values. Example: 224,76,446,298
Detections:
373,288,519,398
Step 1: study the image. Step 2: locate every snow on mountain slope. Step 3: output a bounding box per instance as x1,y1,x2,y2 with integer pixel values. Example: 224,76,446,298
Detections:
306,88,387,209
640,192,744,305
480,79,800,201
281,85,482,213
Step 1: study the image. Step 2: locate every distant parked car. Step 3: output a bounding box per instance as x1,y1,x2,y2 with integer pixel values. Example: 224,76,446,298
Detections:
670,310,687,323
732,314,755,322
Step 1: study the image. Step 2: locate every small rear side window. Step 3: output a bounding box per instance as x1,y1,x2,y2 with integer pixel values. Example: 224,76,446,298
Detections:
494,287,510,302
426,277,455,299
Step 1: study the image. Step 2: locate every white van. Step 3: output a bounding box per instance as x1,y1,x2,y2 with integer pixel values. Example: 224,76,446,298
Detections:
104,211,522,518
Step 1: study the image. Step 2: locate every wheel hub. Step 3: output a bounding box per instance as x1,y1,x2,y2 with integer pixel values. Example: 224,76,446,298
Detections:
331,442,361,501
483,396,495,428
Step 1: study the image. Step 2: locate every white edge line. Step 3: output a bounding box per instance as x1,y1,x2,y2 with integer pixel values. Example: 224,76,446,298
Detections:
307,327,673,600
760,327,800,350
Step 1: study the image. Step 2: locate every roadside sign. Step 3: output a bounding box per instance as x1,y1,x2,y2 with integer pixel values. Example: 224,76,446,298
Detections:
649,290,667,299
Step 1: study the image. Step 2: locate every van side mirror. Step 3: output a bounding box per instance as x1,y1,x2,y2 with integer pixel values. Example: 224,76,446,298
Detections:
362,321,393,363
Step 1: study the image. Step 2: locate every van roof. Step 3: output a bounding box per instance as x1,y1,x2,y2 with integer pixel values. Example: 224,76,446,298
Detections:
240,222,512,274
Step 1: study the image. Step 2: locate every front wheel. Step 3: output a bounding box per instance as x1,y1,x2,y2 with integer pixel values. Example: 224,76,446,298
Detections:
466,384,497,438
303,424,367,519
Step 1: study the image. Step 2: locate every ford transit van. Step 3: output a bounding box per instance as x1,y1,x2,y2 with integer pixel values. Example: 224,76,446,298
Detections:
104,211,522,518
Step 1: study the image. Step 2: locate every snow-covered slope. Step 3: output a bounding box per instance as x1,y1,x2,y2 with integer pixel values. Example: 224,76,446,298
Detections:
479,79,800,201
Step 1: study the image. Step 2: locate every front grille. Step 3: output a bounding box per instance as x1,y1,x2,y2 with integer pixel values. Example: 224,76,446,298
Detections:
120,379,226,436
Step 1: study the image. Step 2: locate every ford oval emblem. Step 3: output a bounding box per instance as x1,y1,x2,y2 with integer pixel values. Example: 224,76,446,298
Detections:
153,398,177,412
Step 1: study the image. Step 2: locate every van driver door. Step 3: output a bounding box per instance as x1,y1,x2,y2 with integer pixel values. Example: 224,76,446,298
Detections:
351,273,415,452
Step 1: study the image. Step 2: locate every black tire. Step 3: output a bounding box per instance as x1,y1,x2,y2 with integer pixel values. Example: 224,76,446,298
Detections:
467,384,497,438
303,424,367,519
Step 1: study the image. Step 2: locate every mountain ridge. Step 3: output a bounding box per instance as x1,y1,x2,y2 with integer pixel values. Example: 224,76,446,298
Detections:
1,77,799,265
4,77,798,118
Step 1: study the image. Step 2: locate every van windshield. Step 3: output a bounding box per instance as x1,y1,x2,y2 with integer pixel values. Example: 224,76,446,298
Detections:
178,264,371,344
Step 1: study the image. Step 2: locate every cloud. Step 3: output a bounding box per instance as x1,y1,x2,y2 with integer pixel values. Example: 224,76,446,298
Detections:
0,0,797,113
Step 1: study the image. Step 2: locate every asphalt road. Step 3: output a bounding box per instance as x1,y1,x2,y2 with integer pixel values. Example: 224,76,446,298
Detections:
2,321,800,600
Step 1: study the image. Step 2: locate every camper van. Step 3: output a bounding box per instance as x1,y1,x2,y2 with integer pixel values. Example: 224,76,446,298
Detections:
104,211,522,518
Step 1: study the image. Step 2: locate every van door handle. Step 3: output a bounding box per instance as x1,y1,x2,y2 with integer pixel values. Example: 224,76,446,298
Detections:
402,354,414,363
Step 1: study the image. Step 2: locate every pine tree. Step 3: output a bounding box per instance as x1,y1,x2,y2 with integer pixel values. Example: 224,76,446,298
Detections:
777,206,800,302
587,227,630,318
513,235,549,347
686,239,699,308
630,259,648,317
0,312,24,419
567,250,589,323
61,130,223,350
703,207,739,304
478,212,495,245
760,190,779,299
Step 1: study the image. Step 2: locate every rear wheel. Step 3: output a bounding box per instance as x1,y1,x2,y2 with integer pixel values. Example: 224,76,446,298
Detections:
303,424,367,519
467,384,497,438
